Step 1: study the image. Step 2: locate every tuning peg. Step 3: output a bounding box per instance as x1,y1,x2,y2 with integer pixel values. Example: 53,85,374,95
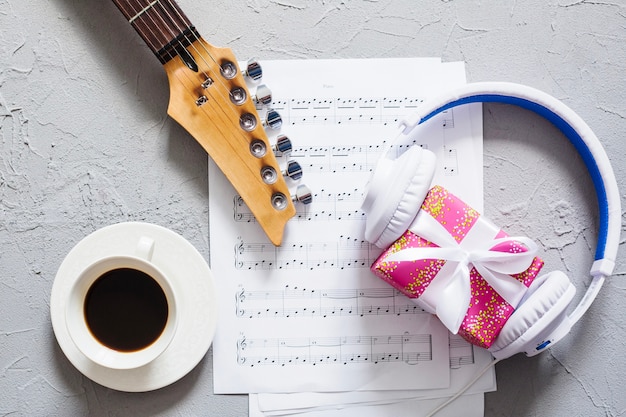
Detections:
242,58,262,82
262,109,282,130
273,135,292,156
270,185,312,211
229,87,247,105
220,60,238,79
293,184,313,205
252,84,272,106
259,159,302,185
283,160,303,181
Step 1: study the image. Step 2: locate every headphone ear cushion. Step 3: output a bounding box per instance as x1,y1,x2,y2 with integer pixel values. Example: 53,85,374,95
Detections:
489,271,576,359
362,146,436,248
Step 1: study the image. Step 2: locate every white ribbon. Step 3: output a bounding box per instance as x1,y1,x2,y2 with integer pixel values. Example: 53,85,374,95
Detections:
384,210,538,334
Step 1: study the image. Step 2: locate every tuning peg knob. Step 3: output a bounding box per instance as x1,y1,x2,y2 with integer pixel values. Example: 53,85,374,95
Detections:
273,135,292,156
253,84,272,106
293,184,313,205
283,160,303,181
262,109,282,130
270,185,312,211
242,58,262,82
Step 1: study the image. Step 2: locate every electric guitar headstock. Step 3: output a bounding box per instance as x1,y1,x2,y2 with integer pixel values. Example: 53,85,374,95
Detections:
111,0,312,246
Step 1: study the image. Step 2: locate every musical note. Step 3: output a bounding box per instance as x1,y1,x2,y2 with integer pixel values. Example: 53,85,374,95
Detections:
233,286,426,319
235,332,433,367
232,236,379,271
444,147,459,176
269,96,426,126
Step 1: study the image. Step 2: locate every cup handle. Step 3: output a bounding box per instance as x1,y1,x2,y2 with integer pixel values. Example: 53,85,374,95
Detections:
136,236,155,261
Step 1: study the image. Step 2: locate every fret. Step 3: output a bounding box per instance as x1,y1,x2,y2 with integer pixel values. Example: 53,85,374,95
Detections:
128,1,158,23
111,0,200,64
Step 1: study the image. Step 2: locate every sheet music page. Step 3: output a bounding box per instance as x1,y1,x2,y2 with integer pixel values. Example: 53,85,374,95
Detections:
254,334,496,413
209,58,483,394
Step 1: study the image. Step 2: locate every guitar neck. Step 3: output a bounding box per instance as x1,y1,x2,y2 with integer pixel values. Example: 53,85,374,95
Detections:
111,0,198,65
108,0,302,246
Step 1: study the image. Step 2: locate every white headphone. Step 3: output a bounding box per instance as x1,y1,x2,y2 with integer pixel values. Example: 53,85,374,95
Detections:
362,82,621,360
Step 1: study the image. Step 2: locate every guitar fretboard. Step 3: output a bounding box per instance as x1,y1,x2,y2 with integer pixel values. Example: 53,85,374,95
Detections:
111,0,199,64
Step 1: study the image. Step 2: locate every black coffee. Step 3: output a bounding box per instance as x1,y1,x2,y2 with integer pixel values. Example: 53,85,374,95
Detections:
84,268,169,352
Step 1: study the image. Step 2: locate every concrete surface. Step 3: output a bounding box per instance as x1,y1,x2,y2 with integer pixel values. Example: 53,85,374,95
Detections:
1,0,624,416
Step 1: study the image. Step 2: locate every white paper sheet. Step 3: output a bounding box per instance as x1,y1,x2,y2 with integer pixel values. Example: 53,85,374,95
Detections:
209,58,484,394
249,392,485,417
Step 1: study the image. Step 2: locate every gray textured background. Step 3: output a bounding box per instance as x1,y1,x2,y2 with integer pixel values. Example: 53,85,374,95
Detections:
1,0,624,416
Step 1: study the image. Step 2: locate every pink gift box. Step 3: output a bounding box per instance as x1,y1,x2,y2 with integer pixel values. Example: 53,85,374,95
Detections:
371,185,544,349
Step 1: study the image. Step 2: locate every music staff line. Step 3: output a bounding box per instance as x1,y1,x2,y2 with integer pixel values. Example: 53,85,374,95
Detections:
449,334,476,369
267,96,455,128
273,143,436,175
234,236,379,270
235,286,427,319
236,332,433,367
233,288,476,369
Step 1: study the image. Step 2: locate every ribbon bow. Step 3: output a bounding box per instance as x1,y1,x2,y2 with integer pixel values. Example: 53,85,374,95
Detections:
384,210,538,334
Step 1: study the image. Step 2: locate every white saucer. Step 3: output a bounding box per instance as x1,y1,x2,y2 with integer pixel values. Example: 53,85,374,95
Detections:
50,222,218,392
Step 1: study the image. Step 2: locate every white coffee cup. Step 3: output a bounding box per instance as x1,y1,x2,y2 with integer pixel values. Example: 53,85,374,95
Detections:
65,236,178,370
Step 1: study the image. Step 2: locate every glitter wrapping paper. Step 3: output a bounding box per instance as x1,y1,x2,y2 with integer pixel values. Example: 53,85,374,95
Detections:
371,185,544,348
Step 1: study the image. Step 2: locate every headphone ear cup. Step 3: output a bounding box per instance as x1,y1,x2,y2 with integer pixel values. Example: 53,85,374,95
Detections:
489,271,576,359
362,146,436,248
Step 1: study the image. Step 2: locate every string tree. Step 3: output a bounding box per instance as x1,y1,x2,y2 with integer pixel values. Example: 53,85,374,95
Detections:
201,77,214,89
195,95,208,106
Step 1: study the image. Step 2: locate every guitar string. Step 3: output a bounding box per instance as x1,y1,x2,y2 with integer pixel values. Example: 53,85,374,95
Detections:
160,0,224,71
122,0,211,82
116,0,176,62
152,1,219,72
123,0,238,107
151,0,249,110
122,0,235,109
